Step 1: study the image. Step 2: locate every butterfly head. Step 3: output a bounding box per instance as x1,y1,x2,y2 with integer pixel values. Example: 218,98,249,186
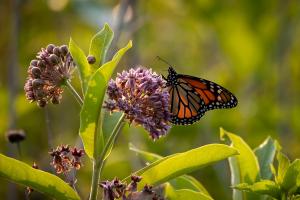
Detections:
166,67,178,86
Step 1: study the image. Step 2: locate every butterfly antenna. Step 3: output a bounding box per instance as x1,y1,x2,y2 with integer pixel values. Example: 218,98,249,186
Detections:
156,56,173,68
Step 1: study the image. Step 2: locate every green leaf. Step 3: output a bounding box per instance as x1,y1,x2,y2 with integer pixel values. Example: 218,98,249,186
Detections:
276,151,290,185
99,40,132,81
79,41,132,159
89,23,114,69
291,195,300,200
69,38,91,93
254,137,276,179
102,112,125,160
164,183,213,200
103,111,123,139
220,128,261,200
125,144,238,190
282,159,300,192
129,143,210,196
0,154,80,200
169,175,210,196
234,180,280,199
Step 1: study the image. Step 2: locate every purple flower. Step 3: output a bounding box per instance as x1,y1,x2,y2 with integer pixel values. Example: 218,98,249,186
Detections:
49,145,84,174
24,44,74,107
99,175,164,200
104,67,171,140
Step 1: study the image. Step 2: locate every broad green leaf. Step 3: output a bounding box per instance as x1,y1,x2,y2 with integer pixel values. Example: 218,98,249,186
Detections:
125,144,238,190
129,143,210,196
282,159,300,192
69,38,91,92
169,175,210,196
254,137,276,179
79,41,132,159
220,128,261,200
0,154,80,200
276,151,290,185
234,180,280,199
102,112,125,160
164,183,213,200
103,111,123,140
291,195,300,200
89,23,114,69
99,40,132,81
270,164,277,178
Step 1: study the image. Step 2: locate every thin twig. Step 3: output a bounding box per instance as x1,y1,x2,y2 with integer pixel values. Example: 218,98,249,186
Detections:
16,143,22,159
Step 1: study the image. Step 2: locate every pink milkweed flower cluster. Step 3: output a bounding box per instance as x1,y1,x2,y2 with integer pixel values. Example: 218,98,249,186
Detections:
24,44,74,107
100,175,164,200
49,145,84,174
104,67,171,140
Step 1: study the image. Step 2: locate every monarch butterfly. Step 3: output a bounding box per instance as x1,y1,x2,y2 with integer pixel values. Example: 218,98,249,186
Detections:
160,59,238,125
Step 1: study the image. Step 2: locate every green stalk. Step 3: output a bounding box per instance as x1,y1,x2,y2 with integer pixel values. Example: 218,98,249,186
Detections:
89,113,125,200
65,80,83,106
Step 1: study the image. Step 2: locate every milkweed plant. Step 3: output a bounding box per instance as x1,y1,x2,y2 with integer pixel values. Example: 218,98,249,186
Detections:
1,24,300,200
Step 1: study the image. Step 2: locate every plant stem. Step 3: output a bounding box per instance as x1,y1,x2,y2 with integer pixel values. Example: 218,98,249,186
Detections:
65,80,83,106
16,143,22,159
89,113,125,200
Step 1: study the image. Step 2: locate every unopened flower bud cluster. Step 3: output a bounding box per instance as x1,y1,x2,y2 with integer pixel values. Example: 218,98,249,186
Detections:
24,44,74,107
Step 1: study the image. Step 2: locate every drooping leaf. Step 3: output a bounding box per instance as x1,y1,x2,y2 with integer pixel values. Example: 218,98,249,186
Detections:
164,183,213,200
125,144,238,190
69,38,91,93
282,159,300,193
79,41,132,159
0,154,80,200
254,137,276,179
276,151,290,185
89,23,114,69
220,128,261,200
129,143,210,196
234,180,280,199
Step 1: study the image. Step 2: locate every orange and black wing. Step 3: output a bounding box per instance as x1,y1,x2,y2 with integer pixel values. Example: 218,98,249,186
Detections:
169,81,206,125
178,75,238,111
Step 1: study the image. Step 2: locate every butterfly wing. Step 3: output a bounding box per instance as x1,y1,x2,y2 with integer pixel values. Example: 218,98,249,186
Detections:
169,80,207,125
178,74,238,111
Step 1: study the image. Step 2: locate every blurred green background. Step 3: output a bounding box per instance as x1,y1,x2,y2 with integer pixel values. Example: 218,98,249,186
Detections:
1,0,300,199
